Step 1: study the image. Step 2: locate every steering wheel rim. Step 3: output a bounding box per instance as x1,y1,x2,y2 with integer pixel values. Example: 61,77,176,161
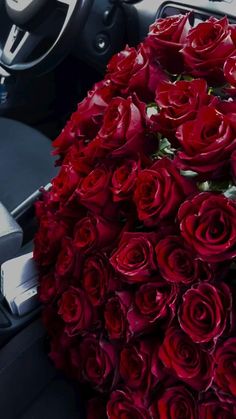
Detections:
0,0,94,75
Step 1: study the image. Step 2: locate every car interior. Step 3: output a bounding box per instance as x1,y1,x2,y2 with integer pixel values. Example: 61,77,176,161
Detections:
0,0,235,418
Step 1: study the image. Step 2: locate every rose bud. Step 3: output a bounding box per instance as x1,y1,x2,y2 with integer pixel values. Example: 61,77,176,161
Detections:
159,327,214,391
214,338,236,399
110,232,157,284
149,384,197,419
55,238,75,280
53,79,116,158
85,95,150,159
134,158,196,227
50,164,80,204
80,335,117,391
182,17,236,85
175,106,236,180
144,14,190,74
155,236,214,285
107,389,150,419
127,280,177,336
111,159,140,202
73,214,121,253
104,292,132,341
34,215,68,267
82,253,113,306
58,286,95,336
119,340,158,394
153,79,217,144
178,283,232,345
178,193,236,263
76,164,112,215
106,44,168,102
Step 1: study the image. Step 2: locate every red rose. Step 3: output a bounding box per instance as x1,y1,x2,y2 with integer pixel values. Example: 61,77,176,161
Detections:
145,14,190,73
38,273,57,304
82,253,113,306
49,333,80,378
50,164,80,204
80,335,117,390
214,338,236,399
55,238,75,279
127,280,177,335
53,80,116,158
104,292,132,341
107,389,150,419
110,232,157,283
182,17,236,85
159,327,214,391
58,286,95,336
178,283,232,344
150,385,197,419
77,164,112,214
199,398,236,419
155,236,214,285
178,193,236,262
119,340,157,393
224,55,236,87
73,214,120,253
134,158,195,227
34,215,68,266
175,106,236,179
153,79,216,142
106,44,168,101
111,159,140,202
231,149,236,182
85,95,150,159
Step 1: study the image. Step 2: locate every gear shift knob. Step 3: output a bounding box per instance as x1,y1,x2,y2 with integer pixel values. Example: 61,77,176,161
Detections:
0,201,23,266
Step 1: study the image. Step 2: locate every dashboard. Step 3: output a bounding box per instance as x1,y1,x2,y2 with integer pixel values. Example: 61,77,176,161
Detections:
75,0,236,72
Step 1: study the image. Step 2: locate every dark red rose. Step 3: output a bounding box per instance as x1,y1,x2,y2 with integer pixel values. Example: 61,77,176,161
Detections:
119,340,157,393
224,55,236,87
145,14,190,73
214,338,236,399
76,164,112,214
80,335,117,390
106,44,168,101
178,283,232,344
182,17,236,85
38,273,57,304
55,238,75,279
82,253,113,306
199,398,236,419
107,389,150,419
153,79,216,142
110,232,157,283
150,385,197,419
175,106,236,179
34,215,68,266
111,159,140,202
73,214,120,253
155,236,214,285
104,292,132,341
85,95,150,159
178,193,236,262
53,80,116,158
134,158,195,227
127,280,177,335
159,327,214,391
58,286,95,336
50,164,80,204
49,333,80,378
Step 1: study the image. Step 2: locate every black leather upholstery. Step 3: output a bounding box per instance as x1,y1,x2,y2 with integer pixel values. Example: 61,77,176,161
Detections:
0,117,57,212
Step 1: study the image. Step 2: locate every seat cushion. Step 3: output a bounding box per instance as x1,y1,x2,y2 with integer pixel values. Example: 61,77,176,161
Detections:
0,117,57,212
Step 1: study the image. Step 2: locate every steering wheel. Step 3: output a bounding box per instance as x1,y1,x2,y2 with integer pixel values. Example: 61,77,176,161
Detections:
0,0,94,75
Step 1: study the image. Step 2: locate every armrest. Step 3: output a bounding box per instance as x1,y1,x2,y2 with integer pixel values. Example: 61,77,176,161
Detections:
0,202,23,266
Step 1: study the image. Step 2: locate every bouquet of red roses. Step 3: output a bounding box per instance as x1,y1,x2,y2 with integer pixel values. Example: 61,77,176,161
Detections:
34,14,236,418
